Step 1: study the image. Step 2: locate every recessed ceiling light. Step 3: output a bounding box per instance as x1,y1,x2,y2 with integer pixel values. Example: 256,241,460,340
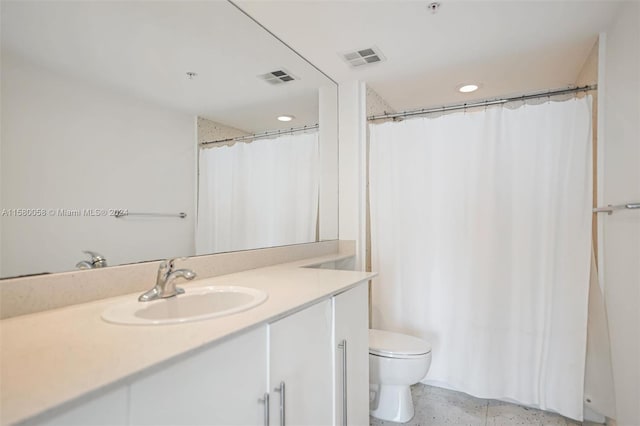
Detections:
277,115,294,122
458,84,479,93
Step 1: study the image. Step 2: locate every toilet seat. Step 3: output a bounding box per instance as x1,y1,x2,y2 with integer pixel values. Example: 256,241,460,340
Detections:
369,329,431,359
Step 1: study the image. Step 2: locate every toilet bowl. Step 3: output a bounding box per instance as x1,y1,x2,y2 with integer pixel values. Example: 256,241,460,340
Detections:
369,329,432,423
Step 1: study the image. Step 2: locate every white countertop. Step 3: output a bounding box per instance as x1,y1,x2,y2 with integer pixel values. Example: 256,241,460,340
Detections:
0,254,375,425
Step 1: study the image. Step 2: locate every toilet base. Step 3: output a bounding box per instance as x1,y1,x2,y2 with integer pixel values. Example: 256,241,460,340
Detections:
370,384,414,423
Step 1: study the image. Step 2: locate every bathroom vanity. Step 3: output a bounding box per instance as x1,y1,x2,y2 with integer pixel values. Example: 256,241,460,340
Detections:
1,253,375,426
0,1,358,423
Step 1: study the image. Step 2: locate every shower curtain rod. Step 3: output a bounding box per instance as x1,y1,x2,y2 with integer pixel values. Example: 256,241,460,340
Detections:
201,123,319,146
368,85,597,122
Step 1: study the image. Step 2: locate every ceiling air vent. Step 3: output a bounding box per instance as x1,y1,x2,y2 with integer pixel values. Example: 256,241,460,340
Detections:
342,47,385,68
258,69,297,85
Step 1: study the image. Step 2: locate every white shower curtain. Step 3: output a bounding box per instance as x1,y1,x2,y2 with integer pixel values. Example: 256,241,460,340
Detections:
197,132,319,254
369,97,592,420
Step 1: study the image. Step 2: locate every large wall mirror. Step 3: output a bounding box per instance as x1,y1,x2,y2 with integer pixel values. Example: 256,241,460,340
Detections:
0,1,338,278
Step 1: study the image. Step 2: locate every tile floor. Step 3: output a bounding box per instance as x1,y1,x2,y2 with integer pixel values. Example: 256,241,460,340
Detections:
370,384,598,426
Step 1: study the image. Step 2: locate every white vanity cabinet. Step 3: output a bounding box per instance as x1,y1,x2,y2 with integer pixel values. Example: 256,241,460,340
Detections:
18,386,130,426
118,298,338,426
333,283,370,426
268,299,334,425
19,282,369,426
266,284,369,426
128,326,267,425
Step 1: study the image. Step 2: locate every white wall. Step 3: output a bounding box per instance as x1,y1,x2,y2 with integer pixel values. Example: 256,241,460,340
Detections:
1,53,196,277
319,84,339,241
338,81,367,270
601,2,640,425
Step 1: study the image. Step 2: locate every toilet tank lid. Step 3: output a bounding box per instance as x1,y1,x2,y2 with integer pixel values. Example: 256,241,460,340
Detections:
369,329,431,357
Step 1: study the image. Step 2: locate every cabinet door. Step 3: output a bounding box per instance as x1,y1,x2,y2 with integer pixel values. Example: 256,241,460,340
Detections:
334,283,369,426
19,385,128,426
129,326,267,425
269,300,333,425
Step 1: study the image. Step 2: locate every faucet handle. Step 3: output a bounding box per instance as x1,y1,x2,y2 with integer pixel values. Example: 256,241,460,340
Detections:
83,251,106,262
161,257,188,271
81,251,107,268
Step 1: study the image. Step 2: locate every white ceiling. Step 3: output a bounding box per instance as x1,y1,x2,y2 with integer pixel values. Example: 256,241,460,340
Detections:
2,1,622,127
1,1,332,132
236,0,622,111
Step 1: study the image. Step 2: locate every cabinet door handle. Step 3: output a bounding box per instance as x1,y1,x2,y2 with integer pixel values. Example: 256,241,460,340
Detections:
274,381,285,426
338,339,348,425
259,392,269,426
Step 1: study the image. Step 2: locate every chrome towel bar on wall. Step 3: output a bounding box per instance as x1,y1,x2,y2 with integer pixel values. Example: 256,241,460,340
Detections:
593,203,640,215
114,212,187,219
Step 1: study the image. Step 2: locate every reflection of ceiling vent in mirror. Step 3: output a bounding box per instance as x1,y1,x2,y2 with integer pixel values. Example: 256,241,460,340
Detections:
342,47,385,68
258,69,297,85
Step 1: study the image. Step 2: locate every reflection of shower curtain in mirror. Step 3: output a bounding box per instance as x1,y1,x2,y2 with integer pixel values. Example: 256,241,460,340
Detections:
369,97,592,421
197,132,319,254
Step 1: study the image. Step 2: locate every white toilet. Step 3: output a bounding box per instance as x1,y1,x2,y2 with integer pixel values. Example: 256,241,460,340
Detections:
369,329,432,423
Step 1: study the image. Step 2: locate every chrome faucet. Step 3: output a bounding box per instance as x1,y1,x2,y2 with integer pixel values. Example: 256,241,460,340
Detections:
76,251,108,269
138,258,197,302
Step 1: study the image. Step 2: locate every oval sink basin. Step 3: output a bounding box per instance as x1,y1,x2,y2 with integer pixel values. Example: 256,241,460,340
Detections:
102,286,268,325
